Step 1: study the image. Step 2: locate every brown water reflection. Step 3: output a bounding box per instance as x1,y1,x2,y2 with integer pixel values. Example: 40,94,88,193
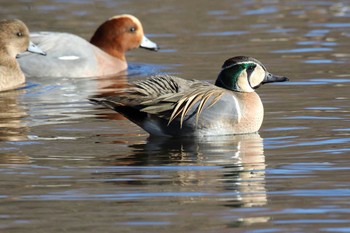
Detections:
0,90,28,142
1,0,350,232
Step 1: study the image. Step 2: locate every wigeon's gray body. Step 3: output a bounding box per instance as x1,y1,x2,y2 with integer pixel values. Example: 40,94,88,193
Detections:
18,14,159,78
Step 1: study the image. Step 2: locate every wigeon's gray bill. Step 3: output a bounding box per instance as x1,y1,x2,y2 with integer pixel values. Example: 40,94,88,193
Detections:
27,41,46,55
140,35,159,51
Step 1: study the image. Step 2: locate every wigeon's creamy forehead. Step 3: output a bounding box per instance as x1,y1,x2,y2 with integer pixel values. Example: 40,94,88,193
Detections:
109,14,142,28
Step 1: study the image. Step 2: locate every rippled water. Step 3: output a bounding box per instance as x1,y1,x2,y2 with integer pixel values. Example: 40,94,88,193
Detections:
1,0,350,232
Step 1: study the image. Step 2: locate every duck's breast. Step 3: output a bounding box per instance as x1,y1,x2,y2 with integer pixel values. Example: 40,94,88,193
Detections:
182,91,264,136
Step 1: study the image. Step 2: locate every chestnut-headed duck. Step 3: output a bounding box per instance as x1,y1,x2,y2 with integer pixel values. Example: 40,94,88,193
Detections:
17,14,159,78
90,56,289,137
0,19,46,92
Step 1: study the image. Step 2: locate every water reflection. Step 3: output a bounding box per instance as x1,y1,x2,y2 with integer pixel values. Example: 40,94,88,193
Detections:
0,90,28,142
3,0,350,231
99,133,267,209
22,62,169,127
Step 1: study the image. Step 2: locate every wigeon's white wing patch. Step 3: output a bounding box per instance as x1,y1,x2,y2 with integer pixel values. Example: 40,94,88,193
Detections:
58,56,80,60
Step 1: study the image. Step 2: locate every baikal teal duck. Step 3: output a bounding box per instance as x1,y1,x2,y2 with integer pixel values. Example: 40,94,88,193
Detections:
91,56,289,137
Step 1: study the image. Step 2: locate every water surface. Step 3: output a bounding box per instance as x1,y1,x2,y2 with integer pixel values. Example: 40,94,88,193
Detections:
1,0,350,232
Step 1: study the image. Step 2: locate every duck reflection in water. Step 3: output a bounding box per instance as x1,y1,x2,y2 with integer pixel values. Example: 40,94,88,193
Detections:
0,90,29,142
0,90,31,164
97,133,267,212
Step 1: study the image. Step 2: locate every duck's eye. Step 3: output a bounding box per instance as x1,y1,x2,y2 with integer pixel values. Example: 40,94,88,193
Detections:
247,65,255,71
16,32,23,37
129,27,136,32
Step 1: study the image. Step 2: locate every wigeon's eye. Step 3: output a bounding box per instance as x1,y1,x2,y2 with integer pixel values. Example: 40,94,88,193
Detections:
16,32,23,37
129,27,136,32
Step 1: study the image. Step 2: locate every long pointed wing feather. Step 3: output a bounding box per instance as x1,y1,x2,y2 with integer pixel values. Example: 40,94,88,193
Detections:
168,88,225,127
96,75,225,129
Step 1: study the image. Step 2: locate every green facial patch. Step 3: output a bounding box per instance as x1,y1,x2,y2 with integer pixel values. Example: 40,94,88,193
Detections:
215,63,253,91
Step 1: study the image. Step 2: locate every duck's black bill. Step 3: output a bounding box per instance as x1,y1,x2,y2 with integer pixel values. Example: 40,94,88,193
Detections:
262,72,289,84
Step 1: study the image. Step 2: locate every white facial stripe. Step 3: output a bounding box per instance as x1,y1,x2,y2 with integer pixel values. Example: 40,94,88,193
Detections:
221,61,255,70
222,60,267,92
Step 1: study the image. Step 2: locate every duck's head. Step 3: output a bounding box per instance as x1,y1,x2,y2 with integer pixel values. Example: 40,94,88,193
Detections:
90,14,159,60
215,56,289,92
0,19,45,58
